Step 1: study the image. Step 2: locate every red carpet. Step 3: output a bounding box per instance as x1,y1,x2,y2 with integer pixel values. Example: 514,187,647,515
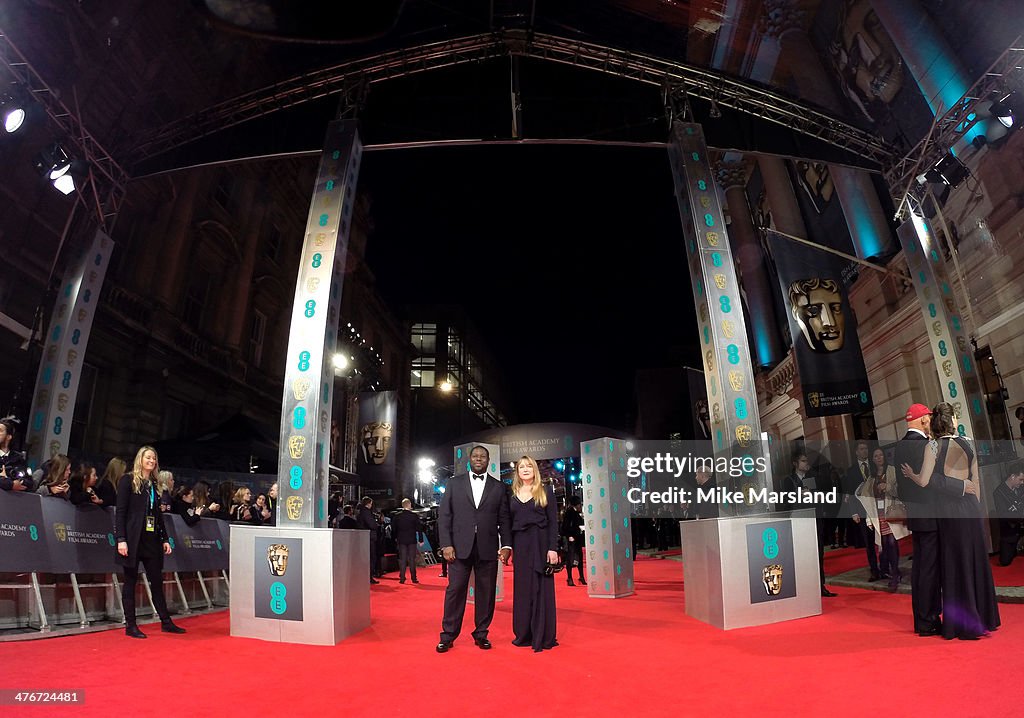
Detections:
7,559,1022,717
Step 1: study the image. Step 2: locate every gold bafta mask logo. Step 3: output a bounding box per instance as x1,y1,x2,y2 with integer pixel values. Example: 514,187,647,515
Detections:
808,392,821,409
88,271,97,284
714,274,727,290
288,435,306,459
956,337,967,353
788,278,845,353
360,421,393,465
952,402,963,419
38,389,49,407
305,277,321,294
589,550,596,561
706,231,720,246
285,496,304,521
735,425,753,446
314,232,327,247
700,196,712,209
722,320,736,338
292,378,311,402
49,440,61,458
699,303,708,323
67,349,78,367
45,345,57,362
728,371,743,392
77,309,87,322
57,393,69,411
705,350,715,372
762,564,783,596
58,303,67,317
942,360,953,377
267,544,290,576
712,403,722,424
945,298,956,314
54,523,67,542
184,535,193,548
931,320,942,337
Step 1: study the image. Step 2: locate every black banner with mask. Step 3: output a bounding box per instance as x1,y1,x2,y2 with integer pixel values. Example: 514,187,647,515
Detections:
768,232,873,417
356,390,398,490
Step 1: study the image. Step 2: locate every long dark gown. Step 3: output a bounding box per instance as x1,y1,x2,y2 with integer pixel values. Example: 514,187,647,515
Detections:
511,486,558,651
934,437,1000,640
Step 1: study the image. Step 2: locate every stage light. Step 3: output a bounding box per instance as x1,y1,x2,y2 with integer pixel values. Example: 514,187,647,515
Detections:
331,352,349,371
33,144,83,195
708,99,722,119
439,381,453,392
554,460,565,471
991,98,1015,128
417,457,435,470
925,152,968,189
1,96,25,133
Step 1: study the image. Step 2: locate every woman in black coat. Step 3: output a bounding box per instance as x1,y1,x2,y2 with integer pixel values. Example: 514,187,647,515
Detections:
115,446,186,638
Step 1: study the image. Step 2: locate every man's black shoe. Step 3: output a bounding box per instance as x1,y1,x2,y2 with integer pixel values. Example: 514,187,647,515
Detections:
821,587,838,597
370,578,380,584
918,627,942,637
436,641,452,653
126,626,146,639
412,579,420,584
474,637,492,650
868,573,881,582
161,622,186,634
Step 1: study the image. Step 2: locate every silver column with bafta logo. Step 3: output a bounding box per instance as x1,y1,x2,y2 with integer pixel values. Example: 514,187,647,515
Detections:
667,123,821,627
230,119,369,645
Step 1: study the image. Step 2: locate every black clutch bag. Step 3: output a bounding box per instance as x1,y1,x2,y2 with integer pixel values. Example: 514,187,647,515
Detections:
543,561,564,576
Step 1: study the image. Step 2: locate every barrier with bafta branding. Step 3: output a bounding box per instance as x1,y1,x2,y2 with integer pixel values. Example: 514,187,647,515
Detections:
0,490,230,573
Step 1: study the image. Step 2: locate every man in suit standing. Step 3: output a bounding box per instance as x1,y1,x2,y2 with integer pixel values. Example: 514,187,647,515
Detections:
895,402,971,636
844,441,879,578
393,498,425,584
436,445,511,653
781,452,836,597
993,462,1024,566
357,496,381,584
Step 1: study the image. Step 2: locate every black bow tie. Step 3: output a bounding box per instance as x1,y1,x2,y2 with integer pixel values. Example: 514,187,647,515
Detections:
472,474,486,481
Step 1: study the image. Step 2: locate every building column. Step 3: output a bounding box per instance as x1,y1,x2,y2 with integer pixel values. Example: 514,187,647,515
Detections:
758,0,894,259
869,0,982,145
716,158,784,367
154,172,201,309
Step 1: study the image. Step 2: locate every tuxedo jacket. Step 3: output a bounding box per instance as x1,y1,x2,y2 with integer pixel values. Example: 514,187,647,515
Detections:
894,430,965,532
438,474,510,560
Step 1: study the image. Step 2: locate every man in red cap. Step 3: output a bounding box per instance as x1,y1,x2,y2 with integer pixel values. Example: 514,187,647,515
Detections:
895,402,970,636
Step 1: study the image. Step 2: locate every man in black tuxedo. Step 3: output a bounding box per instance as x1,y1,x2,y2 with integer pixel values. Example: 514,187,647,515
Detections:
393,498,424,584
436,445,511,653
896,402,971,636
357,497,381,584
780,452,836,597
843,441,878,577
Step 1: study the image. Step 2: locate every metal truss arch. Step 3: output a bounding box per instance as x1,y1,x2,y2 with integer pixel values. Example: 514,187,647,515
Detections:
130,29,895,169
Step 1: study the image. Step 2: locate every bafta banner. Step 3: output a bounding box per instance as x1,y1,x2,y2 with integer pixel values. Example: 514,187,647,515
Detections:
357,390,397,490
769,233,873,418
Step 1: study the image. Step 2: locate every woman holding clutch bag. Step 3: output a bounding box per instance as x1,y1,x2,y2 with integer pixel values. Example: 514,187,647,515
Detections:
856,448,909,591
510,455,558,652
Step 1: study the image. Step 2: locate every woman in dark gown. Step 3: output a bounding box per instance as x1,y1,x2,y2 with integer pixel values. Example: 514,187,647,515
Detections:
903,403,1000,640
510,455,559,651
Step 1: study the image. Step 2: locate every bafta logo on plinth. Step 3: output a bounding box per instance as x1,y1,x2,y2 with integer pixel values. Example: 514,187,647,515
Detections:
267,544,290,576
762,564,783,596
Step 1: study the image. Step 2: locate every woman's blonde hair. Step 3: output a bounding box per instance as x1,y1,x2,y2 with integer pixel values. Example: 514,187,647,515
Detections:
232,487,251,505
512,455,547,507
130,446,160,494
157,470,174,494
101,457,126,491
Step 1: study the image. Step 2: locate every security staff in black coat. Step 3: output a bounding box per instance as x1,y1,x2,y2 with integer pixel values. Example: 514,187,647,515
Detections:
780,452,835,597
559,495,587,586
393,498,425,584
357,496,380,584
115,446,186,638
993,462,1024,566
0,418,31,492
896,403,971,636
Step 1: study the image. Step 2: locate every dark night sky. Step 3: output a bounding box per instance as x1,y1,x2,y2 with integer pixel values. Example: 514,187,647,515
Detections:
361,143,699,430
